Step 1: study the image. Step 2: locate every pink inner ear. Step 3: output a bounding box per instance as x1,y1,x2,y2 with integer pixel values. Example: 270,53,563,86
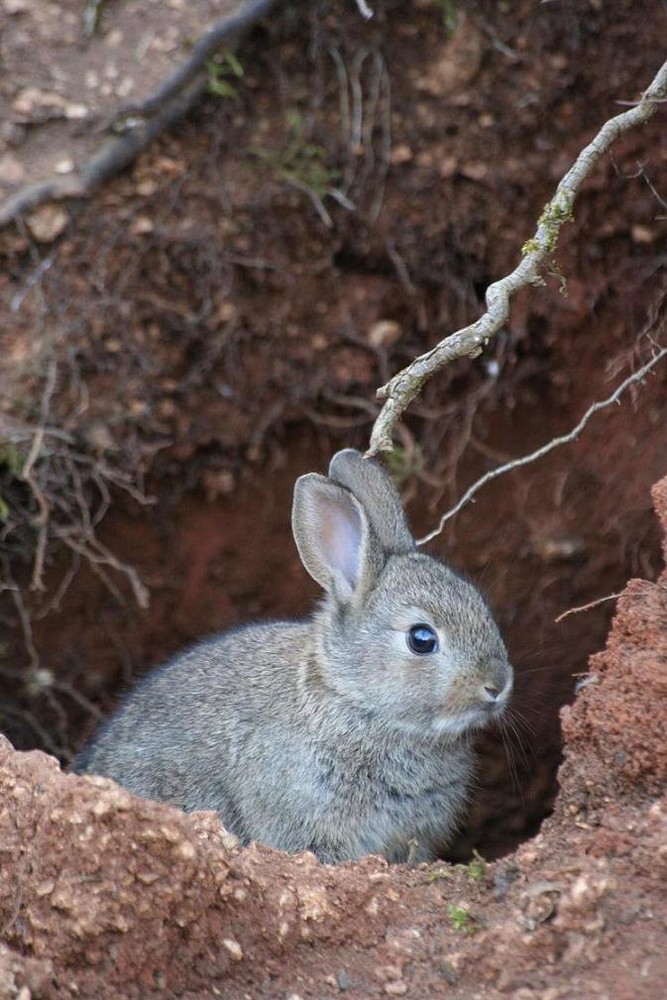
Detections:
321,498,363,591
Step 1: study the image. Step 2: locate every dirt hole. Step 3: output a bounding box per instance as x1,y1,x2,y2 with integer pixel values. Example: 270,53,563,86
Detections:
1,0,665,867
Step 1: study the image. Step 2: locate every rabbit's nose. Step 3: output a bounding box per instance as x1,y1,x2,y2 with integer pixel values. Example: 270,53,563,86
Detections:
480,675,512,706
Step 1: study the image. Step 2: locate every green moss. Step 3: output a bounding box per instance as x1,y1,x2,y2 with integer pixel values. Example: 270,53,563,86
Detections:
522,190,575,258
424,850,487,885
436,0,460,33
447,903,478,934
425,867,452,883
250,110,340,197
464,849,487,882
207,51,244,100
0,443,25,477
0,443,26,522
521,237,541,256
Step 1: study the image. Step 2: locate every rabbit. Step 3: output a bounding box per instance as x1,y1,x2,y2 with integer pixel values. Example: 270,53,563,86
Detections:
75,449,513,864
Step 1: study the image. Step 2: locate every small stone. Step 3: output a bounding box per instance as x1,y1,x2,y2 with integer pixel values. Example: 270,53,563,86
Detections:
222,937,243,962
137,178,158,197
368,320,402,348
390,143,413,165
220,829,240,850
202,469,236,500
128,399,148,417
176,840,196,860
131,215,154,235
375,964,403,982
92,798,113,817
439,156,458,178
106,27,123,46
54,158,75,174
459,160,488,182
631,224,654,244
34,878,56,897
216,301,236,323
26,205,69,242
384,983,408,997
0,153,26,185
65,103,89,119
337,969,353,991
440,960,458,985
298,886,331,922
159,825,183,843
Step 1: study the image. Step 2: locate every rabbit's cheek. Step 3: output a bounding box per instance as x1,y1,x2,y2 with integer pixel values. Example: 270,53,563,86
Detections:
431,706,491,738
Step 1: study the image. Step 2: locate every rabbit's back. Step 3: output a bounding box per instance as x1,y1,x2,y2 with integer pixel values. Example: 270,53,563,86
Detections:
76,623,309,818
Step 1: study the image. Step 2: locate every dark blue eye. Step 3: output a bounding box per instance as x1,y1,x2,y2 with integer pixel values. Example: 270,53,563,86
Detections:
407,624,438,655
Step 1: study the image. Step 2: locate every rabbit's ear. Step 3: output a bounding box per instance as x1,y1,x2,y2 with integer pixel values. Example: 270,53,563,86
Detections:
292,473,381,602
328,449,415,556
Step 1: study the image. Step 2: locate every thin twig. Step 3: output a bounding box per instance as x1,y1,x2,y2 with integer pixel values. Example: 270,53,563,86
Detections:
417,346,667,545
554,592,623,624
282,176,333,228
353,0,374,19
20,360,58,591
368,57,667,454
52,527,150,609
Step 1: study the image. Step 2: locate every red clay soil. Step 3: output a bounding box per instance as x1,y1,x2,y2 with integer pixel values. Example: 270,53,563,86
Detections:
0,478,665,1000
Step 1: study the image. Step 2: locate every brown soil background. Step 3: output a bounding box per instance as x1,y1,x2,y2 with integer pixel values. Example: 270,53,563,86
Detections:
0,1,666,996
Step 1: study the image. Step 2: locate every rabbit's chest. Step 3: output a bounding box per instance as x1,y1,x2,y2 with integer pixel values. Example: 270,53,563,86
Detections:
310,744,471,858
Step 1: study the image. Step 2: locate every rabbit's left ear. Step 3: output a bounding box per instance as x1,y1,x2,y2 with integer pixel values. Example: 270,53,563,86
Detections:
292,474,382,603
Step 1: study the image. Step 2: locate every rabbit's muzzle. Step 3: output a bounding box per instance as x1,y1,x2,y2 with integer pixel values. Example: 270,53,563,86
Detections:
478,677,512,719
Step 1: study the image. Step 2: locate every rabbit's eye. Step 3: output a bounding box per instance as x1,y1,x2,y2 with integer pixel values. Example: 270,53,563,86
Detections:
407,624,438,655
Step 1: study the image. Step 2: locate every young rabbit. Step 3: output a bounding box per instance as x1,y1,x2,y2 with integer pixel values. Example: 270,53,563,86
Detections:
75,449,512,863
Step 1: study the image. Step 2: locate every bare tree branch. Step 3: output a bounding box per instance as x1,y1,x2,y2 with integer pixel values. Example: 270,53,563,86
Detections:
0,0,280,230
416,345,667,546
368,57,667,455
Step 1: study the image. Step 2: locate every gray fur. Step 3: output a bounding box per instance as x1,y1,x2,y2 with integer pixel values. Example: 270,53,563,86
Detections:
76,449,512,863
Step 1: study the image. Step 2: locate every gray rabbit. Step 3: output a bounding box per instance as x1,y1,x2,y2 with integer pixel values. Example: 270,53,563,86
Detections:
75,449,512,863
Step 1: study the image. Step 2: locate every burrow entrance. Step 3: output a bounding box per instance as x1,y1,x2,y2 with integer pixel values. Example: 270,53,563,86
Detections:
1,0,665,863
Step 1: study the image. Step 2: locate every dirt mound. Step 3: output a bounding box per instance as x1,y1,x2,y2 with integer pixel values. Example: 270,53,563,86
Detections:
0,478,665,1000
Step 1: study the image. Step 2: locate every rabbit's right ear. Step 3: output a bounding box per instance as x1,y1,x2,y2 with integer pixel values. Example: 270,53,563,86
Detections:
292,473,382,603
328,449,415,556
